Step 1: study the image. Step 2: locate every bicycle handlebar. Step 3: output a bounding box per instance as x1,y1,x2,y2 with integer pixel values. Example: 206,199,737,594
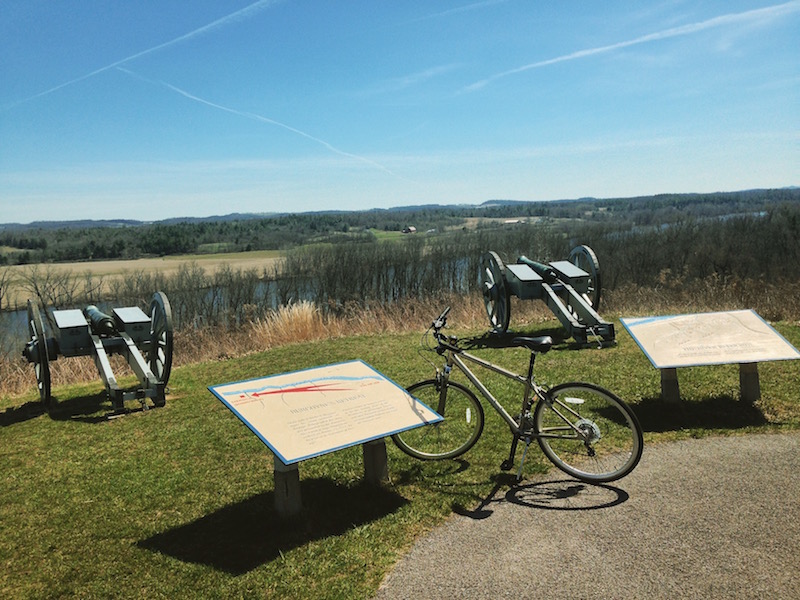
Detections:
432,306,450,330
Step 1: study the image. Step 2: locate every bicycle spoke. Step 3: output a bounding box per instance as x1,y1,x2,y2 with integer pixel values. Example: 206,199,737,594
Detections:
535,383,643,483
392,380,484,460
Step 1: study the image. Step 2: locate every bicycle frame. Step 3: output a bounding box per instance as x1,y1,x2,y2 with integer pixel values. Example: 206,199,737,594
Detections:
433,334,598,473
439,344,536,434
394,308,644,482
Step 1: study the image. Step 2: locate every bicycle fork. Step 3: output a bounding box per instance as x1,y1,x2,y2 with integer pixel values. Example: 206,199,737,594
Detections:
435,364,453,415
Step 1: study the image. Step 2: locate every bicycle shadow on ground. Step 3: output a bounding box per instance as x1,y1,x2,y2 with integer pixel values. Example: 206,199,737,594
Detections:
453,474,629,519
391,458,472,485
137,479,408,575
505,479,629,511
634,393,768,433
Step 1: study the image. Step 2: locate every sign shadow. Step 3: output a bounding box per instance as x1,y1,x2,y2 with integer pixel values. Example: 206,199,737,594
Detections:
634,394,768,433
137,478,408,575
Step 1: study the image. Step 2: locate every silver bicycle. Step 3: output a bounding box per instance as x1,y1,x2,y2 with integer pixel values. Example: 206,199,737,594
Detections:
393,308,643,483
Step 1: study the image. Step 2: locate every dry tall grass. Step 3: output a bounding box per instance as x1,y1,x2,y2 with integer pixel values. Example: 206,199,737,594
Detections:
1,294,551,398
3,281,799,400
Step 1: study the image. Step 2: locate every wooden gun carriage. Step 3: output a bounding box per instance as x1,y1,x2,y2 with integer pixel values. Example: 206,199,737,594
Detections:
479,245,615,345
22,292,174,416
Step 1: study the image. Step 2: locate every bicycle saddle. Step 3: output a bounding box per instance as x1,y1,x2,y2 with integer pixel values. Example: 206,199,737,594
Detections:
511,336,553,354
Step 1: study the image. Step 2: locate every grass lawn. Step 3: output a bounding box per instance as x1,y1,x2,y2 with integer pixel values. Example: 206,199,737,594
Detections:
2,319,799,598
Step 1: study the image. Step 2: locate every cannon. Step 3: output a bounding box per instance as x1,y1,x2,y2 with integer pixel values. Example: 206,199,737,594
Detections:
479,245,615,345
21,292,174,416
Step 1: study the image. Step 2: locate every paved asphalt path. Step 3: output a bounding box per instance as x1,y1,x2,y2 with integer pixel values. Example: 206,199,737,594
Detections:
374,432,800,600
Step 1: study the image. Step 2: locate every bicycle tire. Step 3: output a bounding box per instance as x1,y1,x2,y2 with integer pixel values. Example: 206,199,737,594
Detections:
392,379,484,460
533,382,643,483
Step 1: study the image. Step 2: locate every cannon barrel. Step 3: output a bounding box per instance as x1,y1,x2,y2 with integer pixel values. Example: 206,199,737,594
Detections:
517,256,560,284
84,305,117,336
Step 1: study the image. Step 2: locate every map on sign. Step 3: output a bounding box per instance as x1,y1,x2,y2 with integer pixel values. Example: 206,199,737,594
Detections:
208,360,442,464
620,310,800,369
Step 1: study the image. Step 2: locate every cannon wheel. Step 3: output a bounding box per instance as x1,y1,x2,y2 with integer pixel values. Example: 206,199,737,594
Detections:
479,251,511,333
568,245,602,310
147,292,174,386
26,299,52,407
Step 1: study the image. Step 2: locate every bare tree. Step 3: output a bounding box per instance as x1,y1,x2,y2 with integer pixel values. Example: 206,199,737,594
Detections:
0,266,11,311
19,265,80,328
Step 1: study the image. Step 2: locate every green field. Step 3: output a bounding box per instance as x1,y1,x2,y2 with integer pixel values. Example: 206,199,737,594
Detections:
2,319,799,598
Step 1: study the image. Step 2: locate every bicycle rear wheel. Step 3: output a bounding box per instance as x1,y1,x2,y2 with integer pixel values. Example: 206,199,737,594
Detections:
392,379,484,460
534,382,643,483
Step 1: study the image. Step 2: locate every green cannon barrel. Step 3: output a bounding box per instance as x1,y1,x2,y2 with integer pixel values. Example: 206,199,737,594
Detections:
84,305,118,336
517,256,560,284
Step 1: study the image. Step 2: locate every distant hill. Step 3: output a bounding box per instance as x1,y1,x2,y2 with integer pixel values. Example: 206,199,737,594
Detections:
479,197,597,208
0,213,280,231
0,219,143,231
2,188,798,230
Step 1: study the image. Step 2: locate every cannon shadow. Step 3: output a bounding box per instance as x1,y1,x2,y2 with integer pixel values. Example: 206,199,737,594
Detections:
0,400,46,426
460,326,574,351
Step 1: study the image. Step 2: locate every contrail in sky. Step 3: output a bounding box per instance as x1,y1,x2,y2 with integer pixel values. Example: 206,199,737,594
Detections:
3,0,282,110
464,0,800,91
405,0,511,24
117,68,405,180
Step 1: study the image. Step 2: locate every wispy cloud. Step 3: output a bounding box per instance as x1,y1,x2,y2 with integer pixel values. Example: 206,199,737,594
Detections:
359,64,462,96
117,68,406,180
405,0,512,24
3,0,282,110
464,0,800,91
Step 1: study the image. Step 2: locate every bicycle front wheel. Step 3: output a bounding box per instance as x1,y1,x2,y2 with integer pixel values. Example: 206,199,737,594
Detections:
392,379,484,460
534,382,643,483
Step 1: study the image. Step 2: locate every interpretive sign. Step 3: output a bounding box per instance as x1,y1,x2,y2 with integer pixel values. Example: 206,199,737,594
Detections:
620,310,800,369
621,310,800,404
208,360,442,465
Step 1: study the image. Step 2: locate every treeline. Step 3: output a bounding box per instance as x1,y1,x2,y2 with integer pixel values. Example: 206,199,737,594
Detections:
465,188,798,223
0,210,464,265
282,201,800,308
2,189,797,265
8,199,800,332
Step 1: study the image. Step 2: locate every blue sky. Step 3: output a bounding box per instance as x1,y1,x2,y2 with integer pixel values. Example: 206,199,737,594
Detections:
1,1,798,224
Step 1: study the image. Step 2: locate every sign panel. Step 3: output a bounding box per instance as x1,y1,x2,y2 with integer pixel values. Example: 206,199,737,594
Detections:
208,360,442,464
621,310,800,369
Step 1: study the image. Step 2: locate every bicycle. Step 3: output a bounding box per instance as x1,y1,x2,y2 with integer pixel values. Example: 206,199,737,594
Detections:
392,307,643,483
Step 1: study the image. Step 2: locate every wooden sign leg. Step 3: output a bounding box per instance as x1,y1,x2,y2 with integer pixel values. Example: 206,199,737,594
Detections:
660,368,681,404
739,363,761,405
363,439,389,484
273,456,302,517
